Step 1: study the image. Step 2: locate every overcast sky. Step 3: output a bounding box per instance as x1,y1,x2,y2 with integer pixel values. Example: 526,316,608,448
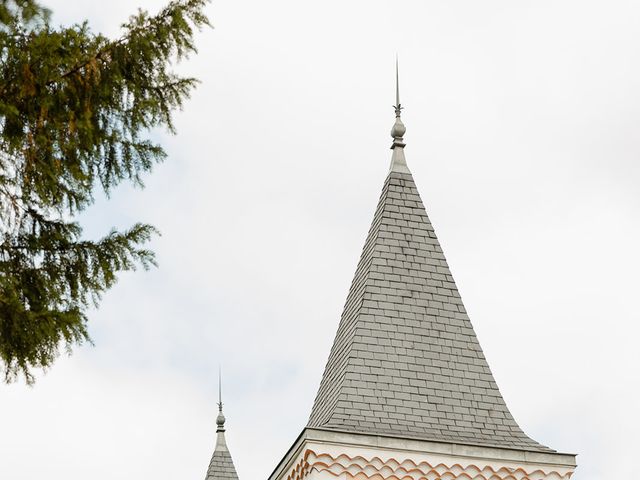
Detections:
1,1,638,478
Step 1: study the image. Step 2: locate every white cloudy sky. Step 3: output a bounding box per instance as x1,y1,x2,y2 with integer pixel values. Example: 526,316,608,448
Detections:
1,1,638,478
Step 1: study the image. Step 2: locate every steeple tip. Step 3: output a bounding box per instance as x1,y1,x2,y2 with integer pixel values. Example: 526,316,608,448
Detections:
216,367,226,432
390,57,410,173
391,55,406,141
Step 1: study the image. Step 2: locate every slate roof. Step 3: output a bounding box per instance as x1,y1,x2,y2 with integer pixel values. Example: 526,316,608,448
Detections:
206,433,239,480
307,148,552,452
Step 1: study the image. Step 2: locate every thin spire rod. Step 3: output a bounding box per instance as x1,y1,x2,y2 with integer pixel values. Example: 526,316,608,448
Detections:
395,55,400,110
394,55,403,118
218,366,223,412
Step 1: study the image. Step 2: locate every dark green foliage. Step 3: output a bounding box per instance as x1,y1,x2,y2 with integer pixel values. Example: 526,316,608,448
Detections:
0,0,211,383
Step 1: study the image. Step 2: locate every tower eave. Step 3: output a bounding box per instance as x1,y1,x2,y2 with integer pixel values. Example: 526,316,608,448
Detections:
270,427,577,480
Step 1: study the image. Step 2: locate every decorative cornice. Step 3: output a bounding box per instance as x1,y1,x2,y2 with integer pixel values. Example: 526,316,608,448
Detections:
284,450,574,480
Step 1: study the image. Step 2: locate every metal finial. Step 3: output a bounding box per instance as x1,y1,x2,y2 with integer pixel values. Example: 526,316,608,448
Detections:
391,56,406,143
216,366,226,432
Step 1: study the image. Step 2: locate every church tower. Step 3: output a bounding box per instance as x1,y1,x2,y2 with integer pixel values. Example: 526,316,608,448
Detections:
269,66,577,480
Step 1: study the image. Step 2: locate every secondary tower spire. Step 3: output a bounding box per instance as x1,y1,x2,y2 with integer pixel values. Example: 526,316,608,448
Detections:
205,369,239,480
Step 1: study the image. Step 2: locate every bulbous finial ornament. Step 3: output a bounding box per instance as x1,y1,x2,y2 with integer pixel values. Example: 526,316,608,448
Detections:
216,402,226,432
216,411,225,426
391,113,406,139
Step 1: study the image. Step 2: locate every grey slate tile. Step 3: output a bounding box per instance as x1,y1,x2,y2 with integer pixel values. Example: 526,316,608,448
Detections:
206,447,238,480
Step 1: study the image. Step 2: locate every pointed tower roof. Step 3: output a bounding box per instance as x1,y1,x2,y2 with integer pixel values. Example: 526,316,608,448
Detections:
205,379,239,480
307,67,551,452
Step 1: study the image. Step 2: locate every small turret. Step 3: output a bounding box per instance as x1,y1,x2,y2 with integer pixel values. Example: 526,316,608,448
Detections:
204,372,239,480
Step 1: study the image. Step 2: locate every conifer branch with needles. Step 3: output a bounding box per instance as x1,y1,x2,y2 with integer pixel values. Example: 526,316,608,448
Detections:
0,0,211,383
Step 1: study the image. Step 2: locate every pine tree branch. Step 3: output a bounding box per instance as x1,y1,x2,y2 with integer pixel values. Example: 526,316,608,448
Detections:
0,0,208,383
51,0,210,85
